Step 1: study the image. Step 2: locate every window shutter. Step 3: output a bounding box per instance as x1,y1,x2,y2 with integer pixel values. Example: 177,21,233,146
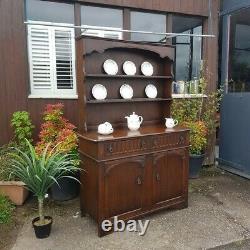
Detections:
28,23,76,97
54,28,76,93
28,25,53,95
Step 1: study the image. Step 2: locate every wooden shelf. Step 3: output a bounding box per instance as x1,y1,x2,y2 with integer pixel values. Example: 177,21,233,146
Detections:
87,98,172,104
85,74,172,80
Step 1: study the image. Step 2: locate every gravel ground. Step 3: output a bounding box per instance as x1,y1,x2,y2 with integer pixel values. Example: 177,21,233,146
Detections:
5,167,250,250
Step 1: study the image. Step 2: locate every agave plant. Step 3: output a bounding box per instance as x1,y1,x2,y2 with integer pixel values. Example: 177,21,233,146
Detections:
9,139,80,225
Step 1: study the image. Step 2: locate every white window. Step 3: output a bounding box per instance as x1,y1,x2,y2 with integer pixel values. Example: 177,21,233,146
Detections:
81,25,122,40
27,22,77,98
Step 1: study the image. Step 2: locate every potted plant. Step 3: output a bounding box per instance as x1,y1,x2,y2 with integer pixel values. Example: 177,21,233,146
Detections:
171,70,222,178
182,121,207,178
9,140,79,239
0,111,34,205
36,103,80,201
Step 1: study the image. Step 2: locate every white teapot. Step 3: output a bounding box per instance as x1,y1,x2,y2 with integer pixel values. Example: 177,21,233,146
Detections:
125,112,143,131
98,122,113,135
165,118,178,129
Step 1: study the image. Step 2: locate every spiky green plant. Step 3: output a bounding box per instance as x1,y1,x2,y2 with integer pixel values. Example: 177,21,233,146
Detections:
9,139,80,225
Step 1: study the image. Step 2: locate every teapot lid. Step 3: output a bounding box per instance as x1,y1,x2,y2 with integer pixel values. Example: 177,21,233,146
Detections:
130,112,138,118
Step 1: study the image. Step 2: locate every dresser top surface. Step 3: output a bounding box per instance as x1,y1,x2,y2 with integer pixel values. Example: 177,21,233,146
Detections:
78,125,189,142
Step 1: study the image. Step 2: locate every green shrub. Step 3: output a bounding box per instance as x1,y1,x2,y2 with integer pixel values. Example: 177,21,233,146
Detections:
0,195,14,224
11,111,34,151
182,121,207,155
171,66,222,155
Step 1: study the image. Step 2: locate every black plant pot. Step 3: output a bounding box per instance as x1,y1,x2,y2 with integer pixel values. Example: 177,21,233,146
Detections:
32,216,53,239
189,154,205,179
50,173,79,201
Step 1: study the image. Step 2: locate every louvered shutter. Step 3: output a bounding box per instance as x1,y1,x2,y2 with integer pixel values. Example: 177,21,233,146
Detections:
28,25,53,95
54,28,76,95
28,23,76,98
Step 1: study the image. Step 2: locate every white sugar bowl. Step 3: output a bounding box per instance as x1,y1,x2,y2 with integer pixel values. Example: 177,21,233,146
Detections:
98,122,113,135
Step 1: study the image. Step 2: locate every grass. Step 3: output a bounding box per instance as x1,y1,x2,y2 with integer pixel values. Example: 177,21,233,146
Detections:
0,195,15,224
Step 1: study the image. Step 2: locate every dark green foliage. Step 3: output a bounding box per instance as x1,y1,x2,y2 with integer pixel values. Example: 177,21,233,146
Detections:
9,140,80,224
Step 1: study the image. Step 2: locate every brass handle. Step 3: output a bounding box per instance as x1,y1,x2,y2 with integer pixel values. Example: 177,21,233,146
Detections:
107,144,113,153
156,173,160,181
137,176,142,185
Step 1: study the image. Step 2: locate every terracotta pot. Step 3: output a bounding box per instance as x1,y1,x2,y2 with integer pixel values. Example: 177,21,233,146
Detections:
0,181,29,205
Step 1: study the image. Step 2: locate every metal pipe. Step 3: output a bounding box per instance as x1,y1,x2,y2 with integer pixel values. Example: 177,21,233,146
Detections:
24,21,215,38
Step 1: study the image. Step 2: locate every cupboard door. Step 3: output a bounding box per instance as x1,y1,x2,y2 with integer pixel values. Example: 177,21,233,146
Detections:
103,156,145,218
153,149,187,205
167,149,187,200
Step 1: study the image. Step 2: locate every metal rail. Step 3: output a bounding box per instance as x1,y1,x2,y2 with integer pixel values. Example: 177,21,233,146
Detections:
24,21,215,39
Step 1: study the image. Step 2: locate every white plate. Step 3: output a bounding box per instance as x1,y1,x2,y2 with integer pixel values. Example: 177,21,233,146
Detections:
92,84,107,100
103,59,118,75
145,84,157,98
120,84,133,99
141,61,154,76
123,61,136,75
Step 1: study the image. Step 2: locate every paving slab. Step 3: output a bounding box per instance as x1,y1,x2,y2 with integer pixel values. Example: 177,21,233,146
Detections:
11,168,250,250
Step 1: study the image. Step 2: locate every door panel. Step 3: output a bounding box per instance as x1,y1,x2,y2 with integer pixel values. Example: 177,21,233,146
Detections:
104,156,145,217
153,149,186,205
167,149,185,199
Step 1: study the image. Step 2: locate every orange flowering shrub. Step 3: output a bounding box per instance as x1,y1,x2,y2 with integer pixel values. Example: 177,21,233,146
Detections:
182,121,207,155
36,103,78,156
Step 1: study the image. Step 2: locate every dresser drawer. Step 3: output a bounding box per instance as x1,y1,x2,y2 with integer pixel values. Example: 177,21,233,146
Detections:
101,132,188,159
152,132,188,151
103,137,149,158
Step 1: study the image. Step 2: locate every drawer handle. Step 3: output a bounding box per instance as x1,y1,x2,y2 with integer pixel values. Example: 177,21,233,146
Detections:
137,176,142,185
179,136,184,144
156,173,160,181
107,144,113,153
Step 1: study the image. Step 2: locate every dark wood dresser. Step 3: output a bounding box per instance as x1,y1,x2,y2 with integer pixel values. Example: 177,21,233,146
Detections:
76,36,189,236
78,126,189,236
